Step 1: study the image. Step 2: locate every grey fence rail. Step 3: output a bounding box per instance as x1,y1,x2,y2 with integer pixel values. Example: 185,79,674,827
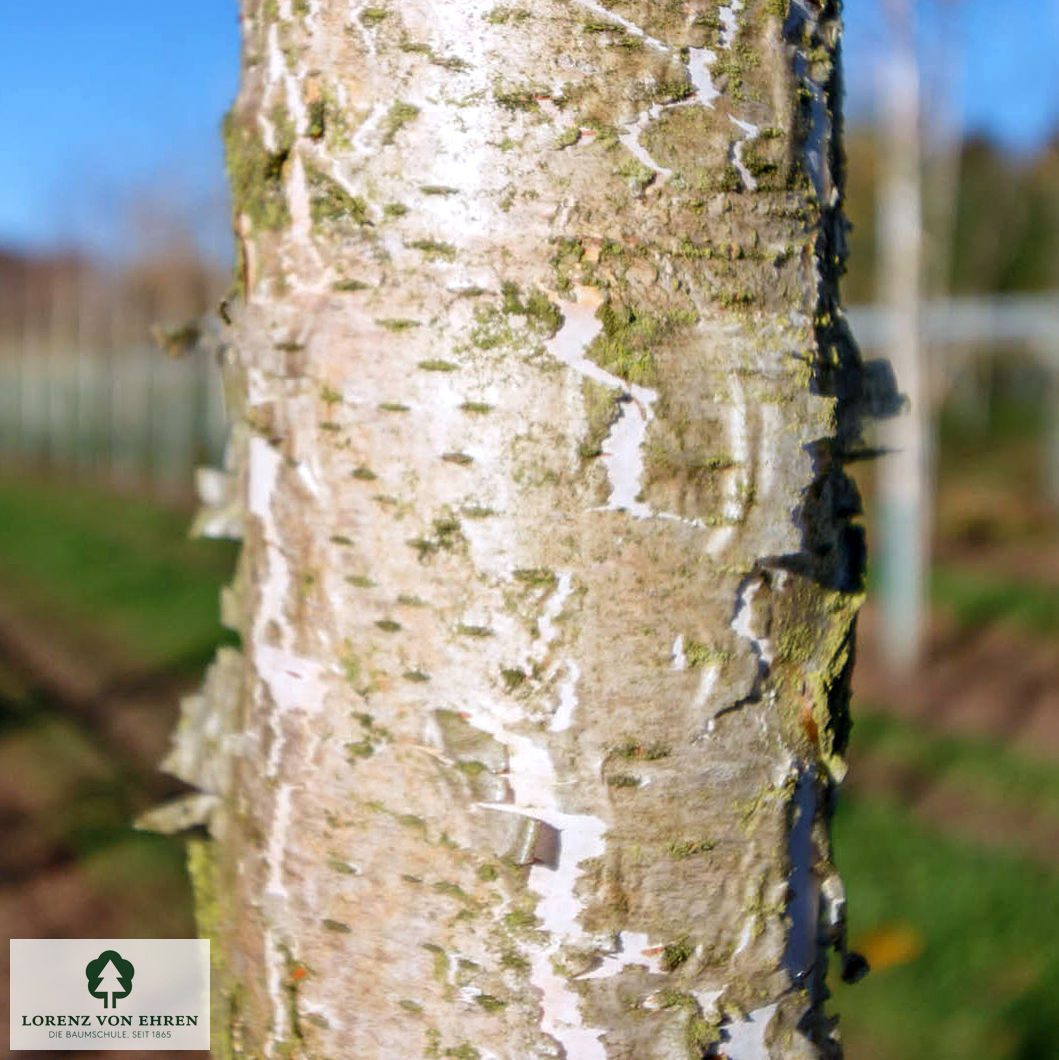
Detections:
0,293,1055,503
0,340,227,497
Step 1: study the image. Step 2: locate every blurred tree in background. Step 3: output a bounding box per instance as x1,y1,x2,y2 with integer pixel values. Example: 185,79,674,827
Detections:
843,131,1059,302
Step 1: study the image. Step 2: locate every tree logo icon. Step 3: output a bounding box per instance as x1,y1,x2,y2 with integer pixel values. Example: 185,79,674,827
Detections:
85,950,135,1009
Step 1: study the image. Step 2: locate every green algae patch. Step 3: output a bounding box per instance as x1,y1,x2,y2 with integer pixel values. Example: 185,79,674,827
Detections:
359,5,388,26
586,302,697,387
409,239,457,262
638,104,731,192
307,167,368,228
223,114,290,232
580,378,623,458
500,282,564,337
383,101,420,145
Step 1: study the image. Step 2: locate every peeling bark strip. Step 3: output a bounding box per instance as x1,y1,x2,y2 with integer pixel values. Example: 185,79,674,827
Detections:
161,0,870,1056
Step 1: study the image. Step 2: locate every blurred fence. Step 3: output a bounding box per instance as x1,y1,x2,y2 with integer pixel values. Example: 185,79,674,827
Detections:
849,293,1059,506
0,342,226,497
850,292,1059,668
0,255,227,498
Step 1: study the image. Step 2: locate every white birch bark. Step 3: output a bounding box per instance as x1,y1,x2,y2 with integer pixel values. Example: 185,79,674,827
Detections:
153,1,870,1055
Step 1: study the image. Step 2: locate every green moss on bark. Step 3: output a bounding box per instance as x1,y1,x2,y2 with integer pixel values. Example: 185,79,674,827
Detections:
307,167,369,227
223,113,290,232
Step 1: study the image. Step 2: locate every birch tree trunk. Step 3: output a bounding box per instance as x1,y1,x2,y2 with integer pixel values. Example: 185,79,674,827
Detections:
157,1,869,1055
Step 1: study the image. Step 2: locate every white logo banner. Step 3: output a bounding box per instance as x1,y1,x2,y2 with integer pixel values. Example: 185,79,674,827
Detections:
9,939,209,1051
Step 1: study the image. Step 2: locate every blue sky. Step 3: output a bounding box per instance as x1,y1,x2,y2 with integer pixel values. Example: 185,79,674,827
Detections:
1,0,1056,259
1,0,240,257
843,0,1059,147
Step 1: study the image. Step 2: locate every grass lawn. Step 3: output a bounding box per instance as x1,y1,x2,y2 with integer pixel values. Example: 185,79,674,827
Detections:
0,473,232,943
931,564,1059,637
0,680,197,941
852,708,1059,822
832,792,1059,1060
0,470,238,671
